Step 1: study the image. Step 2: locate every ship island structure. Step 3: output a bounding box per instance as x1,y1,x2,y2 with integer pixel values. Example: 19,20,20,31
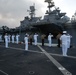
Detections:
19,0,70,37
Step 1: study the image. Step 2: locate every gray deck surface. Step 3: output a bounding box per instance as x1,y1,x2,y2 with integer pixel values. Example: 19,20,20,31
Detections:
0,42,76,75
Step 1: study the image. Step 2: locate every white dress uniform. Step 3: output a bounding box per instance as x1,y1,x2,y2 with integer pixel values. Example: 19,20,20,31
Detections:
8,35,11,43
60,31,68,56
48,33,53,47
4,34,8,48
12,35,15,43
16,34,20,44
34,33,38,45
24,35,28,50
67,34,72,48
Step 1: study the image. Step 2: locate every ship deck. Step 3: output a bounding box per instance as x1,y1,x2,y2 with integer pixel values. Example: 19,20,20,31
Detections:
0,42,76,75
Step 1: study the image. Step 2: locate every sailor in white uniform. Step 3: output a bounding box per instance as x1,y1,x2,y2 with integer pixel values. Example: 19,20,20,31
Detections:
60,31,68,56
12,34,15,43
48,33,53,47
67,34,72,48
16,34,20,44
34,33,38,45
4,33,8,48
25,33,29,37
24,34,28,50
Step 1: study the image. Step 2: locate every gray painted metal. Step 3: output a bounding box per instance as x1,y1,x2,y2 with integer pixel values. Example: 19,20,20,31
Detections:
37,45,72,75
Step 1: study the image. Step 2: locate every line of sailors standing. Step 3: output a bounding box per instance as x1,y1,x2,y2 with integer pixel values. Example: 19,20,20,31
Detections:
4,33,20,48
4,31,72,56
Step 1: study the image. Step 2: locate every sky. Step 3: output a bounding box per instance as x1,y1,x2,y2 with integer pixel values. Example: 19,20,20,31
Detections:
0,0,76,28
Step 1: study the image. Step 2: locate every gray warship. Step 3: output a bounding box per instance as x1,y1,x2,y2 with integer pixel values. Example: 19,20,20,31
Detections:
20,0,70,37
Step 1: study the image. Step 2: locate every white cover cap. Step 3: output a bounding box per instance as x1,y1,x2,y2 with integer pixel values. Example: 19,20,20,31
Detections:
63,31,67,33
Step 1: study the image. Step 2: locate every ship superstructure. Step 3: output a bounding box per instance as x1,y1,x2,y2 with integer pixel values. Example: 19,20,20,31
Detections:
20,4,41,31
71,11,76,23
20,0,70,36
46,0,70,23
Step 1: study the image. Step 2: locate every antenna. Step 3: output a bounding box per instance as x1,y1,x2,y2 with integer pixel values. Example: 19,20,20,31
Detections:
45,0,55,15
33,3,36,17
27,4,36,19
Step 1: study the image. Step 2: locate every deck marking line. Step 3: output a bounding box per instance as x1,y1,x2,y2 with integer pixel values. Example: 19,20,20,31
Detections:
37,45,72,75
9,47,43,53
0,45,42,53
49,53,76,59
0,45,76,59
0,70,8,75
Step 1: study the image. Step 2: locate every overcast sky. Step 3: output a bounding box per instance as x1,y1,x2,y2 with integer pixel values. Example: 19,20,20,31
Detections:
0,0,76,28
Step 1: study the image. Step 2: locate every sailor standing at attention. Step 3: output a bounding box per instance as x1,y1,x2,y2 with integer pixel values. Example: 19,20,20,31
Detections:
34,33,38,45
4,33,8,48
24,34,28,50
56,33,62,47
48,33,53,47
60,31,68,56
12,34,15,43
41,34,46,46
16,34,20,44
29,34,33,45
67,34,72,48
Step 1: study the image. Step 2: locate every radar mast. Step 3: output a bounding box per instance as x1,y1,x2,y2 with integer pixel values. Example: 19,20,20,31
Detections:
45,0,55,15
27,4,36,19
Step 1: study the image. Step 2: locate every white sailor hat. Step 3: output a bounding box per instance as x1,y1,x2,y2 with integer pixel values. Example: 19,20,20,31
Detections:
63,31,67,33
